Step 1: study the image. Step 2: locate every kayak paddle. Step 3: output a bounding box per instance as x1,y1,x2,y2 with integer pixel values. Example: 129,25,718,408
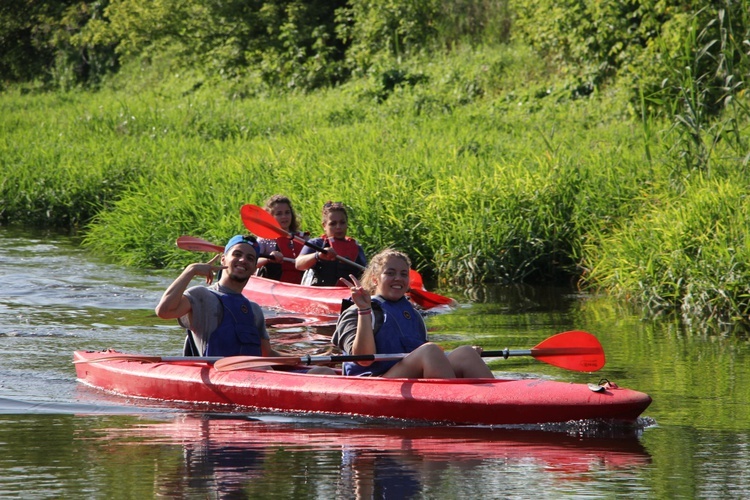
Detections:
240,204,456,307
74,354,222,364
241,204,365,271
176,235,224,253
74,331,604,372
214,330,605,372
176,235,295,263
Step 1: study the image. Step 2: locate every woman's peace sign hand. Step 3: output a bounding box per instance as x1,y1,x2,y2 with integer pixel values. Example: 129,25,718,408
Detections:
340,274,371,310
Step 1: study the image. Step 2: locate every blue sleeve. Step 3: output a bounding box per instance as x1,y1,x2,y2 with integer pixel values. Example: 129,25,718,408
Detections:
299,237,324,256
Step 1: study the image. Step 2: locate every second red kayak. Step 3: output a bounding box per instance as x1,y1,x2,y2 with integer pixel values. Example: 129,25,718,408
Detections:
242,275,455,317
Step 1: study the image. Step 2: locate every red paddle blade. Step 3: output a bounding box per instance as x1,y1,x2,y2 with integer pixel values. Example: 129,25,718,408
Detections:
409,269,424,289
531,331,605,372
214,355,301,371
240,204,288,239
406,269,457,307
408,288,457,308
73,355,164,364
176,236,224,253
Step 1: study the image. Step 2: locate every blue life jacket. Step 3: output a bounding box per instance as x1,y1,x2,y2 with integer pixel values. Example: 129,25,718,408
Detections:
204,288,262,356
344,296,426,376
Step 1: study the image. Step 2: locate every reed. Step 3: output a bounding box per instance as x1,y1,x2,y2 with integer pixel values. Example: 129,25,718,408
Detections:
586,178,750,326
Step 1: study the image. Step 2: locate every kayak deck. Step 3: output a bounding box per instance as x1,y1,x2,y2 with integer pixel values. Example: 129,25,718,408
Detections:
74,350,652,426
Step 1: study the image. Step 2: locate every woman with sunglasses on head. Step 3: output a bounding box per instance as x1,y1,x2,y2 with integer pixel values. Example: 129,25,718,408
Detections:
255,194,308,284
332,249,493,378
295,201,367,286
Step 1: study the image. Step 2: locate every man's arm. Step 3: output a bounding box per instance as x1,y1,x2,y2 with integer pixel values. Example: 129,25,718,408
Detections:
155,256,224,319
260,338,282,357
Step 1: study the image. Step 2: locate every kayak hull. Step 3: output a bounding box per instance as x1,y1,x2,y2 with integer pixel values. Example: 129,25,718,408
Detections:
243,276,350,316
242,275,455,316
74,350,652,426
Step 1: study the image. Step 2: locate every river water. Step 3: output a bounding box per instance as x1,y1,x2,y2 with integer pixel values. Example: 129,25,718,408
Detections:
0,226,747,499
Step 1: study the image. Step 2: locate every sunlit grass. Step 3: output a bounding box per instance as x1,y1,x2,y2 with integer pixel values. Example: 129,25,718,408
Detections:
586,178,750,326
2,43,750,326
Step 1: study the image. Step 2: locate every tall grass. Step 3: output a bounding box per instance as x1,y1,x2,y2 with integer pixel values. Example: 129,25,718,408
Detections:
2,42,750,328
586,178,750,327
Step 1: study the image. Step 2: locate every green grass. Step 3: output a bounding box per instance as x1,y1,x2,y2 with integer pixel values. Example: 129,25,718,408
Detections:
2,43,750,328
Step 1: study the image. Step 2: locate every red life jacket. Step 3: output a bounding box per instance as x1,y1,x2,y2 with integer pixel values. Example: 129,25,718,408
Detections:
324,236,360,262
276,235,305,284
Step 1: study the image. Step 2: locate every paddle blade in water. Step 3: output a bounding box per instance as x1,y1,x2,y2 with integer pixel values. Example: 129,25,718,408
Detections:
406,269,457,307
407,288,457,308
531,331,605,372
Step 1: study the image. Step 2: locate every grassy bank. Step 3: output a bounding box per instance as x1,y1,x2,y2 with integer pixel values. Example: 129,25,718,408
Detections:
2,44,750,328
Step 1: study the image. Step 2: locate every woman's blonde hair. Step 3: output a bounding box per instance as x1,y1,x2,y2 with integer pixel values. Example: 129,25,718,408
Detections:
360,248,412,294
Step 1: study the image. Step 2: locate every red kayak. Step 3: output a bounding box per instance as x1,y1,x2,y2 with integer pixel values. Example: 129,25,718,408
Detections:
73,350,651,426
243,275,456,317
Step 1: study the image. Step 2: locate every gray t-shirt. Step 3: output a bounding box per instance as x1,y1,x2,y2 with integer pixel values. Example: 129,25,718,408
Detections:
179,283,268,355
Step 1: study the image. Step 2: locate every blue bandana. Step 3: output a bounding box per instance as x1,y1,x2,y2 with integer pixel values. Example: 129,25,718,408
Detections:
224,234,260,256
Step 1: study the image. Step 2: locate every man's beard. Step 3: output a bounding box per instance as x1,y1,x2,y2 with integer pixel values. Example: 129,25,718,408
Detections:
227,270,250,283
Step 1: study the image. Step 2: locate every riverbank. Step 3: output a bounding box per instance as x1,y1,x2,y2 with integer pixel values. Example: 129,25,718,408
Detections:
2,43,749,328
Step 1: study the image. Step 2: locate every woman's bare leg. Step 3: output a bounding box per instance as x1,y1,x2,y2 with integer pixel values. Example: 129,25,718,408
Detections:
447,345,494,378
384,343,456,378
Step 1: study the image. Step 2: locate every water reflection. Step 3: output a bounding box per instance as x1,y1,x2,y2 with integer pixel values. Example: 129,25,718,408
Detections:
91,415,651,498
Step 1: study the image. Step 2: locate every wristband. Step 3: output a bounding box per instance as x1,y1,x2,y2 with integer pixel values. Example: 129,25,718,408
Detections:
357,308,372,316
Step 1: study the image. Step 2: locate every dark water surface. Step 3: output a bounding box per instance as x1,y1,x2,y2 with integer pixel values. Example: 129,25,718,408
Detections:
0,227,747,498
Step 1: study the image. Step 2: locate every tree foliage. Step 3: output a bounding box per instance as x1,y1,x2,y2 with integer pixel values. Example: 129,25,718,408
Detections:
511,0,750,116
97,0,350,88
2,0,750,124
0,0,117,87
1,0,510,90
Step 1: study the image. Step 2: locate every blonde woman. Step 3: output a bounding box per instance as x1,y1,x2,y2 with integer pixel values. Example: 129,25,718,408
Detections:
333,249,493,378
